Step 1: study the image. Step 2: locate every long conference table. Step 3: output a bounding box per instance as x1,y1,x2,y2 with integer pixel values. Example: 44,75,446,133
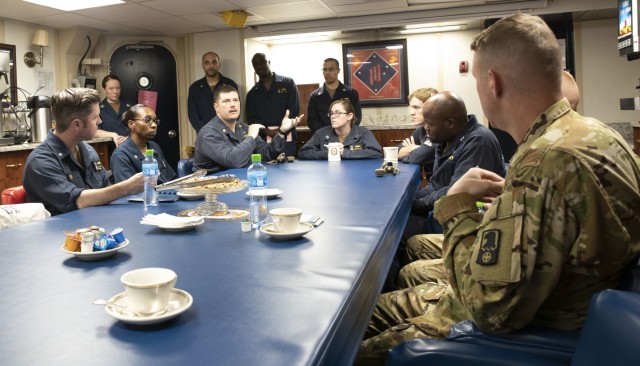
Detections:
0,159,420,365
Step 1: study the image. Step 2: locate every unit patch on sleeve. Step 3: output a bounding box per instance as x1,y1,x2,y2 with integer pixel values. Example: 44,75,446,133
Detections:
476,229,501,266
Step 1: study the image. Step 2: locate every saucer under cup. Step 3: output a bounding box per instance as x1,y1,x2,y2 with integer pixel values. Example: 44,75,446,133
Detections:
120,268,177,315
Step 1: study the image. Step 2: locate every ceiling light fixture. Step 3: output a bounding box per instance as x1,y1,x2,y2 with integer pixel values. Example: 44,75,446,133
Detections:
399,24,467,34
255,32,332,45
23,0,124,11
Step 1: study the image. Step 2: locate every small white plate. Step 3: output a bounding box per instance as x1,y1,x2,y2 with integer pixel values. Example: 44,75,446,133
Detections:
61,239,130,261
245,188,283,199
104,288,193,325
157,218,205,232
177,192,205,200
260,222,314,240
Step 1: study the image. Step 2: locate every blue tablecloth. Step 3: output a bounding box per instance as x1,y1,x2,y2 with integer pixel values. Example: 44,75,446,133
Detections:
0,159,420,365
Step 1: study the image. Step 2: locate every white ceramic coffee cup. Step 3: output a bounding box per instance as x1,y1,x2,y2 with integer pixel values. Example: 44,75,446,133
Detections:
120,268,177,314
270,208,303,233
327,142,341,162
383,146,399,164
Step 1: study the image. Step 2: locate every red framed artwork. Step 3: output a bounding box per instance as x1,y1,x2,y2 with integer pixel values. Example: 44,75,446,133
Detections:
342,39,409,106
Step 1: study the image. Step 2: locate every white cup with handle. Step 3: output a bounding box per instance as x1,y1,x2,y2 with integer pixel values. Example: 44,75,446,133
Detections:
270,208,303,233
120,268,177,315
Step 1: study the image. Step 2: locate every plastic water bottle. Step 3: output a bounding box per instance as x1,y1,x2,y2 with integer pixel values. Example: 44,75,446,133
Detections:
476,201,485,214
247,153,268,229
142,149,159,207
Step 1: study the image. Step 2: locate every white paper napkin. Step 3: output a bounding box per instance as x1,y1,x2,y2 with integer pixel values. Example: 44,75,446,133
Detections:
140,213,204,227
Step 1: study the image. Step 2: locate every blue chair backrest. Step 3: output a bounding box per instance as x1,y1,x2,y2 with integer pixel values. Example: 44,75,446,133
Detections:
571,289,640,366
177,159,194,177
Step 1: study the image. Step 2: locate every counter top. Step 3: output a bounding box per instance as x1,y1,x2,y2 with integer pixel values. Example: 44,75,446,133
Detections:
363,124,416,130
0,137,111,153
297,124,415,132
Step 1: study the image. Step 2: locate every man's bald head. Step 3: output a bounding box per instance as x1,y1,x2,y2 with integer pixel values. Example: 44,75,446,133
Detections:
422,91,469,144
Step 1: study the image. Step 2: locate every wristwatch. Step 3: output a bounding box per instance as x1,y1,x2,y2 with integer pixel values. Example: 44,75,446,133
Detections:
278,127,289,136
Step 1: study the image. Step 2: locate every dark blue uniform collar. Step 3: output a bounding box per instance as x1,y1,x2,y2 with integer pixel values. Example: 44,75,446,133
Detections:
252,72,286,92
99,98,132,114
44,129,94,168
317,81,346,96
320,125,364,145
435,114,480,156
121,137,147,161
197,74,235,89
45,129,91,158
211,116,248,143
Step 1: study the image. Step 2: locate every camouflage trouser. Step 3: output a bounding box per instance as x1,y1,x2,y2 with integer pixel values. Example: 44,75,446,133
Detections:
396,234,446,289
406,233,444,261
356,282,448,365
397,258,446,289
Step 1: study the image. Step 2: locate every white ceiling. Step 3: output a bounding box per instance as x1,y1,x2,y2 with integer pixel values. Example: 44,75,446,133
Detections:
0,0,617,37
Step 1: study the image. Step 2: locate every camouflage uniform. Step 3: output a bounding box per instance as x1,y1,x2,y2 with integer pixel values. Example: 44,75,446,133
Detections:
396,235,445,289
357,99,640,365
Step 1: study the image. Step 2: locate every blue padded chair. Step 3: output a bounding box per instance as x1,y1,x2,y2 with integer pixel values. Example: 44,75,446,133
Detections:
386,290,640,366
177,158,194,177
385,256,640,365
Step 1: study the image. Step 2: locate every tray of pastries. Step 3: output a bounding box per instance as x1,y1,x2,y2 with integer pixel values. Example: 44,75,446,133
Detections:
156,170,246,195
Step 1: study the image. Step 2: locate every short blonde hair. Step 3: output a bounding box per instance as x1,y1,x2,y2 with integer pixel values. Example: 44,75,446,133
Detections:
471,13,562,91
408,88,438,103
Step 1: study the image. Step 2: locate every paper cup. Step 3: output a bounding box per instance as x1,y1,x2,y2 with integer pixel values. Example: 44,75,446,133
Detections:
64,233,81,252
120,268,177,314
241,220,252,232
383,147,399,164
327,142,341,162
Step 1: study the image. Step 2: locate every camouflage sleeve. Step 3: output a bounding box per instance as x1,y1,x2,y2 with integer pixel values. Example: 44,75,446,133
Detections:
433,151,583,333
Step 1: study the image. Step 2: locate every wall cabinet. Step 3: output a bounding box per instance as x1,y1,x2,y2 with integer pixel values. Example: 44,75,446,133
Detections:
0,151,27,192
0,141,109,192
372,129,413,148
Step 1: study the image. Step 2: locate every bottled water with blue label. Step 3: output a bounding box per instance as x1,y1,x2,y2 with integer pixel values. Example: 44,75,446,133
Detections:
142,149,159,207
247,154,267,229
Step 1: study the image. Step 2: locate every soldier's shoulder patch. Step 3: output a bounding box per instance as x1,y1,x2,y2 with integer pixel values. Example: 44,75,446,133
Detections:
476,229,501,266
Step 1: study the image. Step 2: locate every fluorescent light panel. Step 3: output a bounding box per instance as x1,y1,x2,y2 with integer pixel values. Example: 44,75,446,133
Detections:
255,32,332,45
399,24,466,34
23,0,124,11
